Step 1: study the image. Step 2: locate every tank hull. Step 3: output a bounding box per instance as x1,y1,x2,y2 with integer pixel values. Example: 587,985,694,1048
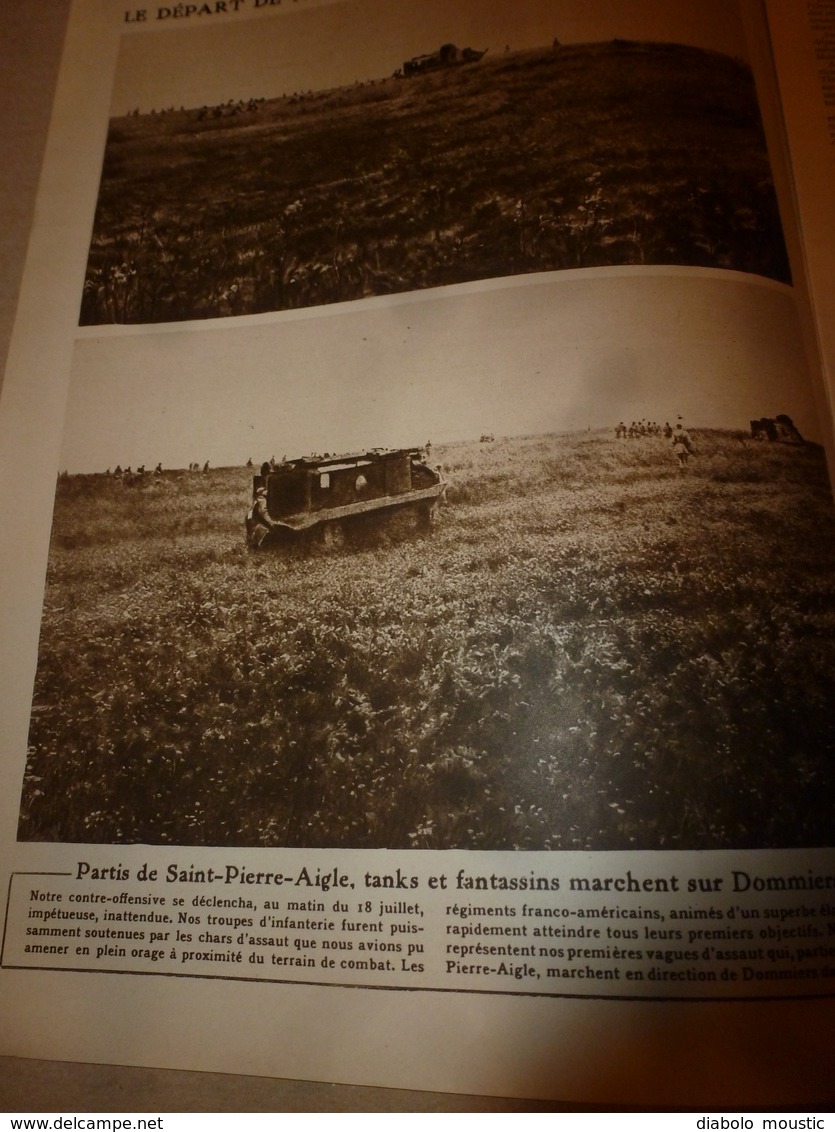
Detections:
246,448,445,549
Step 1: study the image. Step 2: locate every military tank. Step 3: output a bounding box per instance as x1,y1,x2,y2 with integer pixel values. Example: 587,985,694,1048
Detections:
246,448,446,549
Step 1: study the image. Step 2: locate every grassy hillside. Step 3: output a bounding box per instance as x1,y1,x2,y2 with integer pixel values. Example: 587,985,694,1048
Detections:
81,41,789,324
18,430,835,850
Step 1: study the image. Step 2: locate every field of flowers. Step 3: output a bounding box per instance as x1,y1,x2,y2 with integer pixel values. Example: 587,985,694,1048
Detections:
81,41,788,324
18,430,835,849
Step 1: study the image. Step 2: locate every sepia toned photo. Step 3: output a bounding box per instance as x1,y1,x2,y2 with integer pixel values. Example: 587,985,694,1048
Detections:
5,0,835,1106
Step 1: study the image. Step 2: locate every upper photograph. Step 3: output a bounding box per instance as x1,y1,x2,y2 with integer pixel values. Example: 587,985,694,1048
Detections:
79,0,790,325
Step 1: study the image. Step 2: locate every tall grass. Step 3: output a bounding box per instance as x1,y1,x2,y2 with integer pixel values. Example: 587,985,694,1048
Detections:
19,431,835,849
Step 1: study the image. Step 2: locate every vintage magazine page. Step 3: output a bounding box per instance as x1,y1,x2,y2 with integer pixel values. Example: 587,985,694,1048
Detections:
1,0,834,1108
765,0,835,451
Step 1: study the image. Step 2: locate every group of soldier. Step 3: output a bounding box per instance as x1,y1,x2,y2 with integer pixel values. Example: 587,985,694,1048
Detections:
246,456,288,471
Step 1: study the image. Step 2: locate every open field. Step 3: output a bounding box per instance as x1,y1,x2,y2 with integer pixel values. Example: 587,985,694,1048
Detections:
18,430,835,849
81,41,789,324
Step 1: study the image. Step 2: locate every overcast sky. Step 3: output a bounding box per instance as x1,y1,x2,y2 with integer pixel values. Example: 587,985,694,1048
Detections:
111,0,749,114
64,268,819,473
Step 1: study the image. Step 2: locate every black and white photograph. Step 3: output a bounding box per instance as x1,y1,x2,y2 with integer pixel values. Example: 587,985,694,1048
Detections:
17,270,835,850
80,0,789,324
